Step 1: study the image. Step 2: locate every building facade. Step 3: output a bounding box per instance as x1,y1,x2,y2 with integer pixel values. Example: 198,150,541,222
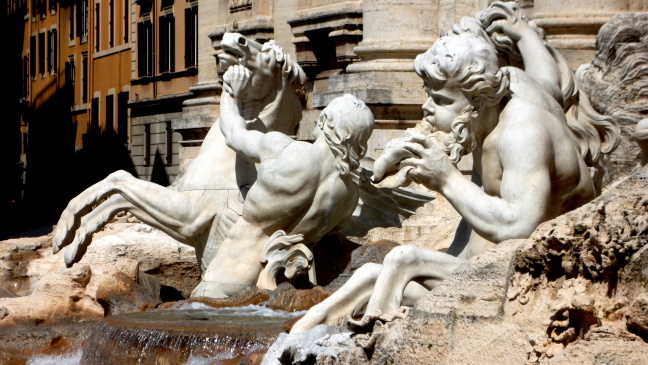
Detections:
5,0,198,236
178,0,647,173
4,0,646,237
129,0,198,183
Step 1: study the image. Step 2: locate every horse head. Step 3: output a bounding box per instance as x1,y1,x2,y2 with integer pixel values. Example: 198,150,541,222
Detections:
216,33,306,134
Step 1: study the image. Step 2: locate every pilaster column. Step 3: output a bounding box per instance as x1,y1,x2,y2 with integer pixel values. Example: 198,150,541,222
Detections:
346,0,438,73
531,0,643,68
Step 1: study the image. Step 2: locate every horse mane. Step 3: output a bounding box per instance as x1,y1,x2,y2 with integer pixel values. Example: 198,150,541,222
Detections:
256,43,307,136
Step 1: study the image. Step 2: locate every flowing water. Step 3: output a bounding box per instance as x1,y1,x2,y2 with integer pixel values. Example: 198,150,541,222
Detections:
75,303,304,364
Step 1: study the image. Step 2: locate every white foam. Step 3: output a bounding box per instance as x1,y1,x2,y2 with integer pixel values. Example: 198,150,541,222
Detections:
27,350,82,365
168,302,307,317
226,304,307,318
170,301,213,310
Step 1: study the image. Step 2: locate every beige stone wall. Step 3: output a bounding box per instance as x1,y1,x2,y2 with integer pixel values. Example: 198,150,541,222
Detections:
530,0,647,68
179,0,642,171
130,113,182,182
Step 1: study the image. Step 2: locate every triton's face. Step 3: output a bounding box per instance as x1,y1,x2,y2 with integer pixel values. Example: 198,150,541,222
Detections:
421,81,471,134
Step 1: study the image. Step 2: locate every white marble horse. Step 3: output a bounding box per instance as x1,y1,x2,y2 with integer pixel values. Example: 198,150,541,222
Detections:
53,33,306,296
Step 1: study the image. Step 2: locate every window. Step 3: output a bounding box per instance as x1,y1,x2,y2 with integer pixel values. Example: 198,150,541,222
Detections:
38,32,45,77
184,4,197,68
117,92,129,143
94,2,100,51
123,0,128,43
108,0,114,47
66,56,75,100
137,19,152,77
77,0,88,41
48,0,55,12
81,52,88,103
47,29,57,75
105,94,114,134
22,56,29,98
144,124,151,165
165,121,172,164
29,36,35,79
91,97,99,134
35,0,45,17
159,12,174,73
69,2,75,40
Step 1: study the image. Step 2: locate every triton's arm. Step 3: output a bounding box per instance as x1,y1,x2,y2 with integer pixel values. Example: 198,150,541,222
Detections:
219,65,291,163
401,123,551,243
482,4,563,105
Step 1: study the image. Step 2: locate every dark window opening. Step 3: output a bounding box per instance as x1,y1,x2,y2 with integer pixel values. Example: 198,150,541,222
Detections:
144,124,151,165
184,5,197,68
123,0,129,43
66,57,75,100
22,56,29,98
91,97,99,134
47,29,57,75
38,32,45,76
81,52,88,103
79,0,88,40
94,2,100,51
137,20,153,77
36,0,45,16
117,92,129,144
165,121,172,165
108,0,114,47
69,2,75,40
105,94,114,134
158,12,174,73
29,36,36,79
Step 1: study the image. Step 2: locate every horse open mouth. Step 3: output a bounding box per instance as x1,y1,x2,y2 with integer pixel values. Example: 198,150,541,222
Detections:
217,47,245,73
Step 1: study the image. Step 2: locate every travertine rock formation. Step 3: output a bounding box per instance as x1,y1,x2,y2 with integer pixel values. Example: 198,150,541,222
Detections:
581,12,648,180
0,222,200,326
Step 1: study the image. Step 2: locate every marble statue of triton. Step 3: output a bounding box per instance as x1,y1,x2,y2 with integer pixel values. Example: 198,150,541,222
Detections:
291,1,620,333
192,64,375,298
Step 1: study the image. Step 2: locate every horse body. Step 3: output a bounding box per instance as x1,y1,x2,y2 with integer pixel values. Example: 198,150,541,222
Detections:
53,33,306,289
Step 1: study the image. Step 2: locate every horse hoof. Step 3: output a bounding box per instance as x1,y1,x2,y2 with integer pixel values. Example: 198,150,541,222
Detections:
53,216,74,253
63,245,77,268
63,239,88,268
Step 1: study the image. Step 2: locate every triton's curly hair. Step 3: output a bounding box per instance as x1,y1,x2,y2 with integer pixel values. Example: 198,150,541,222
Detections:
317,95,374,177
414,33,510,112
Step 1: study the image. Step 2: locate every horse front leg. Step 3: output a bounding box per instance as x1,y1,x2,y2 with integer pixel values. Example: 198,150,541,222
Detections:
55,170,225,266
62,194,194,267
53,171,135,253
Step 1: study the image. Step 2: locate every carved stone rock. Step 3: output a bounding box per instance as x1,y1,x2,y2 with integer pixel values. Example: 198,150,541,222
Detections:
580,12,648,179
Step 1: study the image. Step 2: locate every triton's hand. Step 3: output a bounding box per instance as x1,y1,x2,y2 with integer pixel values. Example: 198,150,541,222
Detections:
399,133,457,192
479,2,533,42
222,64,251,100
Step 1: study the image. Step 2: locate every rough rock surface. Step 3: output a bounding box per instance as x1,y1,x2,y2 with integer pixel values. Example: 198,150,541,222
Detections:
265,167,648,364
0,222,200,327
581,12,648,181
264,325,369,365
